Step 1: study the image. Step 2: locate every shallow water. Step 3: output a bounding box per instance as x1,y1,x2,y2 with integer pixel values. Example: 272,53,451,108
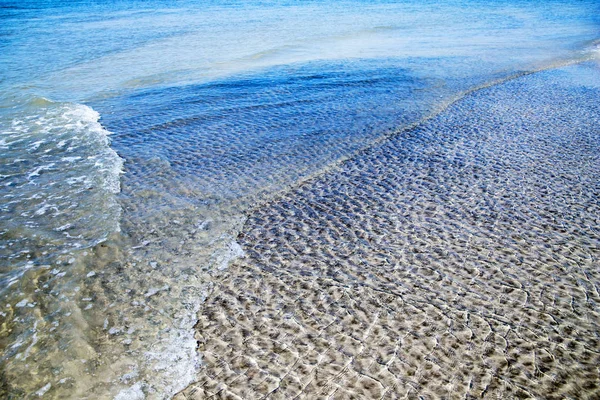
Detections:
177,62,600,399
1,0,600,398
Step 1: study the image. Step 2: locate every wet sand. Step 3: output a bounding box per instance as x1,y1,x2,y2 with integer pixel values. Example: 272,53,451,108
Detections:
175,62,600,399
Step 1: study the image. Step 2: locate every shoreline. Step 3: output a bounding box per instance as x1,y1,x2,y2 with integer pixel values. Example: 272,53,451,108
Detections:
1,1,600,397
176,61,600,399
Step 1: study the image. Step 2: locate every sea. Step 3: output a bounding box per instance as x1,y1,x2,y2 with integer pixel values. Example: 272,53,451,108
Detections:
0,0,599,398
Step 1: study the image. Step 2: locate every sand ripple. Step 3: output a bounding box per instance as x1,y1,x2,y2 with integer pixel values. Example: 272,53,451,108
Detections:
177,63,600,399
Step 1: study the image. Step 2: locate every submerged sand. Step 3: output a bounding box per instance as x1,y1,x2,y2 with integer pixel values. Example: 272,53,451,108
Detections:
176,62,600,399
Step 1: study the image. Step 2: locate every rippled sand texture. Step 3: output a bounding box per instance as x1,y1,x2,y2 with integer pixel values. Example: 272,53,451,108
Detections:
176,63,600,399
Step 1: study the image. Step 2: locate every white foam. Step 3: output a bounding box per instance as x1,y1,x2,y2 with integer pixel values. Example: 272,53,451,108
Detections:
2,100,125,267
21,320,39,360
47,102,124,195
211,236,246,271
61,156,82,162
140,320,202,397
35,204,53,216
28,140,46,151
56,224,72,231
27,164,55,180
15,299,29,308
114,383,145,400
144,285,169,298
35,383,51,397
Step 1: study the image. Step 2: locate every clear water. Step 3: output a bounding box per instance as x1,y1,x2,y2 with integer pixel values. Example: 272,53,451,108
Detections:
0,0,599,398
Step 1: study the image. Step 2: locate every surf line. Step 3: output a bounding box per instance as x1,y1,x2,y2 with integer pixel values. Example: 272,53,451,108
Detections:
232,50,600,221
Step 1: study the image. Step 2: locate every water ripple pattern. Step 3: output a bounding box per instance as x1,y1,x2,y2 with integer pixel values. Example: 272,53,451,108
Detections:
0,99,123,277
1,0,600,398
176,62,600,399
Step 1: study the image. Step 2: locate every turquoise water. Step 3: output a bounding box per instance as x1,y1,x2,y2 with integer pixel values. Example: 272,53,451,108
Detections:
1,0,599,398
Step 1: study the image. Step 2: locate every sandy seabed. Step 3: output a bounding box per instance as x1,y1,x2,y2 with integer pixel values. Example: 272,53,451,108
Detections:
175,62,600,399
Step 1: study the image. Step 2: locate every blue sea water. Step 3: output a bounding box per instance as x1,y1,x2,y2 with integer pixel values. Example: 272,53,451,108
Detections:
0,0,599,398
